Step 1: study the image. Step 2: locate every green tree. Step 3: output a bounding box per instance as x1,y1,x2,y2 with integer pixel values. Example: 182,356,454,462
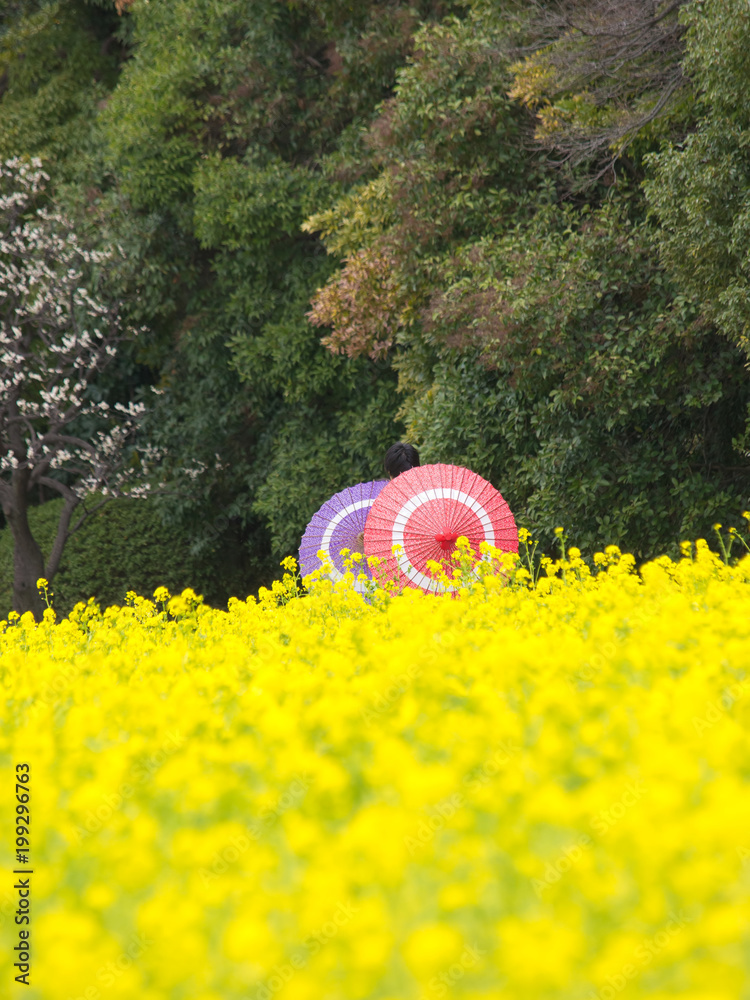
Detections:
92,0,452,569
4,0,749,586
0,0,124,174
0,0,449,594
646,0,750,357
305,2,750,558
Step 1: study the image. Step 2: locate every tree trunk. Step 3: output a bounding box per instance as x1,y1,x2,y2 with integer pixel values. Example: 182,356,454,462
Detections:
11,520,45,619
5,471,45,619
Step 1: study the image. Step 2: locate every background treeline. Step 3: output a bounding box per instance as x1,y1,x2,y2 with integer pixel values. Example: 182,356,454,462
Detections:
1,0,749,610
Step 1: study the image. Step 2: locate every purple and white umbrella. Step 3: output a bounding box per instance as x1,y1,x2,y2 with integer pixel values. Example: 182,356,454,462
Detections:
299,480,388,590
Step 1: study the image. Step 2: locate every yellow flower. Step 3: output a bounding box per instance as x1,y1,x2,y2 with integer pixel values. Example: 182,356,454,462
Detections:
403,923,464,976
3,529,750,999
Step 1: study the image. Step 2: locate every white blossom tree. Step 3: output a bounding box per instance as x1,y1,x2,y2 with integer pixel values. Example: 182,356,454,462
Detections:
0,157,150,617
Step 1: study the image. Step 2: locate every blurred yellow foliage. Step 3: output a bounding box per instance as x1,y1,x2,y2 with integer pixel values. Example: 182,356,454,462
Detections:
2,539,750,997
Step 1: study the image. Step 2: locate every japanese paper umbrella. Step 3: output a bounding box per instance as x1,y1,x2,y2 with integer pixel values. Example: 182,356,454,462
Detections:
298,480,388,590
364,463,518,592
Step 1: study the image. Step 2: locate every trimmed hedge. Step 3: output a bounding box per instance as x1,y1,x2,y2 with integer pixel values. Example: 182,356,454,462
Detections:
0,497,217,617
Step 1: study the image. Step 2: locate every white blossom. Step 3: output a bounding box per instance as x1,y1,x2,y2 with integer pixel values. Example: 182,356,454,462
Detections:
0,158,152,517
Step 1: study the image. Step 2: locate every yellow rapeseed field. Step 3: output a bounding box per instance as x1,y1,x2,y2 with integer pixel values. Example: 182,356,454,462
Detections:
2,536,750,999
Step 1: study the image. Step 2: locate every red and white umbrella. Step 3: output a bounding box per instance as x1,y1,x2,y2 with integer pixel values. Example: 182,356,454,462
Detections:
363,463,518,592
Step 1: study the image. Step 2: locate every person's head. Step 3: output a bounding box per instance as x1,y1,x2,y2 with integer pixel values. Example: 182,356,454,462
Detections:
384,442,420,479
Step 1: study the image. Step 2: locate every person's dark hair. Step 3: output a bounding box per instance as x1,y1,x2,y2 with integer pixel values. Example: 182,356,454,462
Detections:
384,442,420,479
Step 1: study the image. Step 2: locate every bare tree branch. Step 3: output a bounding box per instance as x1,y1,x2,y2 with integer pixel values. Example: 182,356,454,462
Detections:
36,476,77,502
509,0,689,176
45,495,79,582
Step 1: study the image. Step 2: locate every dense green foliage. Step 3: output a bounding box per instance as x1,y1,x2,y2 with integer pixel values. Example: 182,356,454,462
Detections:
308,4,750,557
646,0,750,358
2,0,750,600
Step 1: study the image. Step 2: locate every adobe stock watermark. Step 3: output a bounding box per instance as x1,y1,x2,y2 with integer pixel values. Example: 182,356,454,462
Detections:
245,900,358,1000
361,627,462,726
200,774,312,885
692,677,750,736
417,942,486,998
586,909,695,1000
405,742,520,855
531,834,593,899
590,780,648,836
24,658,87,721
565,606,658,689
361,662,422,725
67,932,152,1000
247,773,312,839
74,731,184,842
533,779,647,898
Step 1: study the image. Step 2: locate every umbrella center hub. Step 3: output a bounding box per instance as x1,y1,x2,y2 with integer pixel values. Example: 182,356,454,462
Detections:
435,532,459,552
